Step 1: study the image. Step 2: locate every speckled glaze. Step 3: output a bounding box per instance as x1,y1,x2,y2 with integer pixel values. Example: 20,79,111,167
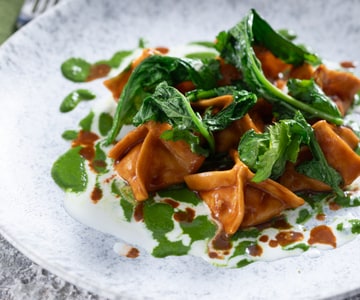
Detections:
1,0,360,299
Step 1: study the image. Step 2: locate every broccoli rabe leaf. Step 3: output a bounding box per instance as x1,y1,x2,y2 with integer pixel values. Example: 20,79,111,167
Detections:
239,111,310,181
215,9,343,126
238,111,343,195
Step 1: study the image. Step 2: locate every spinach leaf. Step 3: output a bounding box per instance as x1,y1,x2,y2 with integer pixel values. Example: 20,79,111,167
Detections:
202,89,257,131
105,55,220,145
287,78,342,121
133,81,214,154
215,9,343,126
251,9,320,65
187,85,257,131
296,131,343,196
134,82,257,155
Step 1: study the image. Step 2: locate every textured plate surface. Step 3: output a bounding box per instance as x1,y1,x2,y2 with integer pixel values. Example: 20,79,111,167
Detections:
0,0,360,299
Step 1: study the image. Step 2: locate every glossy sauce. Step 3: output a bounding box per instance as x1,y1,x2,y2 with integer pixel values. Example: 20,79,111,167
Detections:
275,231,304,247
308,225,337,248
126,247,140,258
247,244,263,257
87,64,112,81
134,202,145,222
174,207,195,222
91,186,103,204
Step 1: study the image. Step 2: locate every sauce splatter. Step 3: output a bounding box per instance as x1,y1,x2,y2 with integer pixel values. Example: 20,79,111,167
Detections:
275,231,304,247
247,244,263,257
87,64,111,81
174,208,195,222
308,225,337,248
134,202,145,222
316,213,326,221
126,247,140,258
212,230,232,251
91,186,103,204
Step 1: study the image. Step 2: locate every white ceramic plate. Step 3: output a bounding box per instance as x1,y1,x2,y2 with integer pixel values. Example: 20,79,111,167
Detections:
1,0,360,299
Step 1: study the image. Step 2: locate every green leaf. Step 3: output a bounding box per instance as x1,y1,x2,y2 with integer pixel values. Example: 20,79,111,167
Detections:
251,9,320,65
98,112,113,136
287,79,342,122
202,89,257,131
185,52,217,60
61,130,78,141
180,215,217,243
188,41,216,48
236,259,254,268
79,111,94,131
239,111,311,181
107,50,133,68
216,9,343,125
60,89,96,113
105,55,220,145
61,58,91,82
51,146,88,192
158,187,200,205
152,237,190,257
231,240,256,258
231,227,261,240
349,219,360,234
133,81,215,153
296,208,311,224
143,200,174,239
111,181,136,222
92,143,107,174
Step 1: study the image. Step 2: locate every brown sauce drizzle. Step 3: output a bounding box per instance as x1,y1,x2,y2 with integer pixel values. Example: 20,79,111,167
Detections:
72,130,102,172
316,213,326,221
174,208,195,223
308,225,337,248
86,64,111,81
269,240,278,248
259,235,269,243
79,146,95,161
247,244,263,257
329,201,341,211
340,61,356,69
275,231,304,247
126,247,140,258
208,251,221,259
134,202,144,222
256,215,292,231
91,186,103,204
73,130,99,147
163,198,180,208
212,230,232,251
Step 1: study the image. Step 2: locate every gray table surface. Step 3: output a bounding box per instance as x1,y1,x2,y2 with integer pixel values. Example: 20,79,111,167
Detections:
0,235,105,300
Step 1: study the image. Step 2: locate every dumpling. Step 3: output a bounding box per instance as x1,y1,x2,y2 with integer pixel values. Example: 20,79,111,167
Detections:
313,120,360,186
108,121,205,201
313,64,360,115
280,121,360,192
184,151,304,235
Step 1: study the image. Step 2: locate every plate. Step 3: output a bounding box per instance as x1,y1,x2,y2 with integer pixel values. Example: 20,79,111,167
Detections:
1,0,360,299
